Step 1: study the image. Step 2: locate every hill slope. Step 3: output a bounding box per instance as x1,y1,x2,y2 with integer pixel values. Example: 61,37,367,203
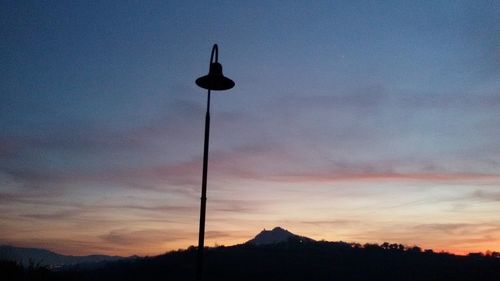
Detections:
2,227,500,281
48,239,500,281
0,245,123,267
245,227,315,245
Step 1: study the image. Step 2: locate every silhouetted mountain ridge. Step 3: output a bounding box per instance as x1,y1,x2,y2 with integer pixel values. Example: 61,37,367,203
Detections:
245,226,315,245
46,237,500,281
0,245,123,267
2,227,500,280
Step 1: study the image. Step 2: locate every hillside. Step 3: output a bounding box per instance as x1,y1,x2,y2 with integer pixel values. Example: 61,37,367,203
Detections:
2,227,499,281
246,227,315,245
0,245,123,267
52,240,500,281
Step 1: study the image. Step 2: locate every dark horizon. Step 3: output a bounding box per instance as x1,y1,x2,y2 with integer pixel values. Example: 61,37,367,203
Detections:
3,235,500,281
1,226,498,260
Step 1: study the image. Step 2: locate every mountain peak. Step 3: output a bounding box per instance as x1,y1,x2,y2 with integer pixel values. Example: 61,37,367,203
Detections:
271,226,287,232
246,227,314,245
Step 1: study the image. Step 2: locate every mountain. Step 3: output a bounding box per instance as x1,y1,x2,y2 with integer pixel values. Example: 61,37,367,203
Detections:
246,226,315,245
2,228,500,281
13,235,499,281
0,245,123,267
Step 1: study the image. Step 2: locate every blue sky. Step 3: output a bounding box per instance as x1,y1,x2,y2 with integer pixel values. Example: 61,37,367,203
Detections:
1,0,499,255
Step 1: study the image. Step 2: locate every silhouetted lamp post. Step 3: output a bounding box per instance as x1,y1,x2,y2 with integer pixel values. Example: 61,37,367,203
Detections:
195,44,234,281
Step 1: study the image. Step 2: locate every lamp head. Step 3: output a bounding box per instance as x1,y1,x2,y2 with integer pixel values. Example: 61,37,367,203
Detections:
196,62,235,91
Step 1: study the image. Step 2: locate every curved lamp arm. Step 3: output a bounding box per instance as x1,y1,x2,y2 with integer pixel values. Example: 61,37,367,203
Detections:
210,44,218,65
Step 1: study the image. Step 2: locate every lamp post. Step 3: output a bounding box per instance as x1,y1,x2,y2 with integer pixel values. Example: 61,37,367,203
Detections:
195,44,235,281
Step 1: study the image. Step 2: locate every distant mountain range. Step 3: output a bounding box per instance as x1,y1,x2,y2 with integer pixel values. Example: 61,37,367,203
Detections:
2,227,500,281
0,227,302,267
0,245,123,267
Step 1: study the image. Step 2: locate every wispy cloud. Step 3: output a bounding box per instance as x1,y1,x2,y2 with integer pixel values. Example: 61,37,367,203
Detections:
99,228,183,246
470,190,500,202
412,223,500,250
266,170,500,184
299,219,359,227
21,210,81,220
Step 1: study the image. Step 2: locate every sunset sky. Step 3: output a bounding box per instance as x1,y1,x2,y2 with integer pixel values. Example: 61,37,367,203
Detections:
1,1,499,256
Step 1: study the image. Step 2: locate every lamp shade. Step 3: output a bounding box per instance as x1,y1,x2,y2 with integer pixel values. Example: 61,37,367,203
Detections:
196,62,235,91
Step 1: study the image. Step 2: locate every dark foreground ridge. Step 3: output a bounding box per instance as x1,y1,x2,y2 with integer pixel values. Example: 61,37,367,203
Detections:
2,227,500,281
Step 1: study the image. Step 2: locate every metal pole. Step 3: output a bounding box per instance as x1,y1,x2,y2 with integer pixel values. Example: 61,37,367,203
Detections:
196,44,220,281
196,89,211,281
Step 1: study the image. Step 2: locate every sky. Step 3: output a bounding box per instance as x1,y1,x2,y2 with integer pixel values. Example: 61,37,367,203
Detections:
1,0,499,256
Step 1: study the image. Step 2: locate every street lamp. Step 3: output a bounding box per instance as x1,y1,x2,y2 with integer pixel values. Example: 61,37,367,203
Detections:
195,44,234,281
